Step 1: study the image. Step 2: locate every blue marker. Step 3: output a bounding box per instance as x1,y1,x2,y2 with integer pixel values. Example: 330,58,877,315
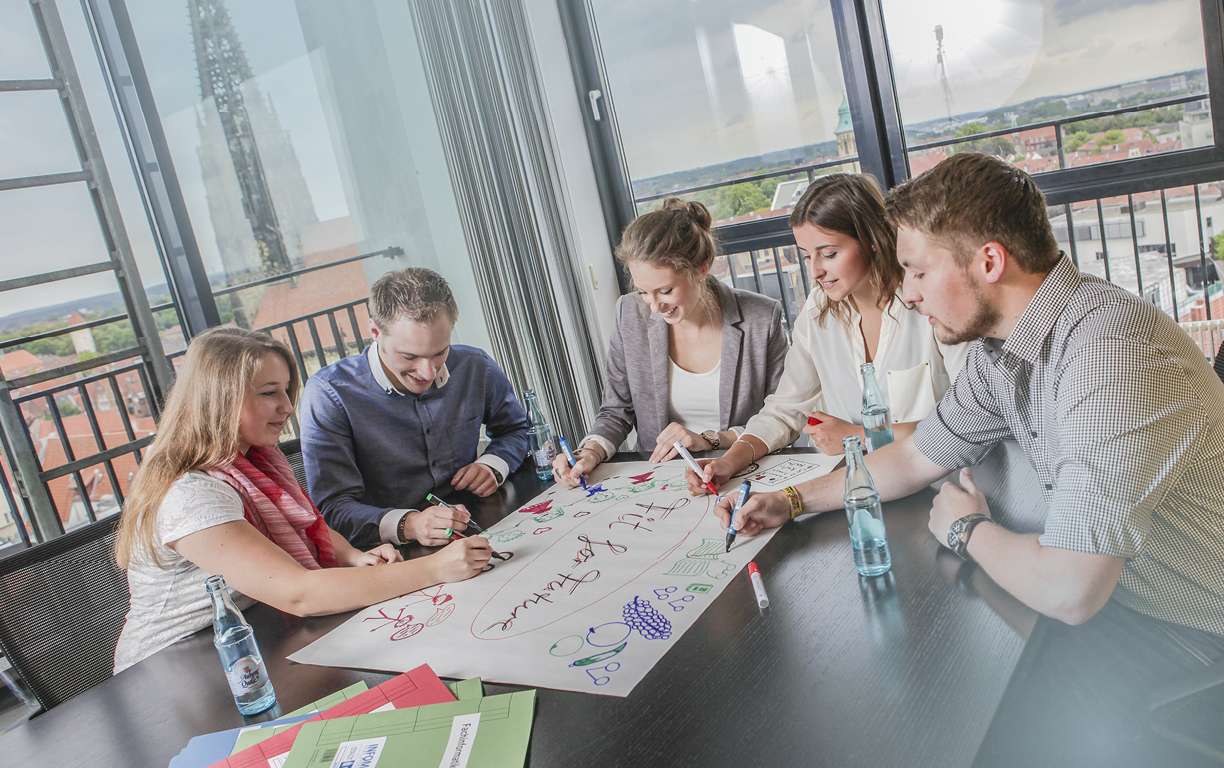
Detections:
557,436,587,490
726,481,751,552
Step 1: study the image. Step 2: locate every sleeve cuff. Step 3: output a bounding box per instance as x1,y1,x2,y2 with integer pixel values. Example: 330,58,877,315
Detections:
729,426,746,438
475,454,509,485
580,434,618,462
379,508,412,544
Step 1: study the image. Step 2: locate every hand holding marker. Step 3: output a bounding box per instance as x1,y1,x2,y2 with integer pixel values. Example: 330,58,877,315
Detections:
426,493,507,561
557,436,587,490
726,481,751,552
673,442,720,497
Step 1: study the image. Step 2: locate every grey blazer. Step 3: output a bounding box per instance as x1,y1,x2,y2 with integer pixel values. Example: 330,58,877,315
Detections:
588,279,788,452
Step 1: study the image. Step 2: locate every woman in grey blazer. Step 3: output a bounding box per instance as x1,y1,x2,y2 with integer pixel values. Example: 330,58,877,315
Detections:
553,198,788,487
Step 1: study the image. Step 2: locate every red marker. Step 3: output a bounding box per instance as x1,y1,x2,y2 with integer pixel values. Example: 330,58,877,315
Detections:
807,415,823,426
747,562,770,610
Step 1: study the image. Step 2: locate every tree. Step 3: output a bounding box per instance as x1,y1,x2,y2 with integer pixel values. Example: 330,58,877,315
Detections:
950,123,1015,157
1064,131,1092,152
713,183,770,221
1097,129,1126,148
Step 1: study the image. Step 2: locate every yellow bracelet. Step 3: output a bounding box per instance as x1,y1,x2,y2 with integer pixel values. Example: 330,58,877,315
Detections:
783,486,803,521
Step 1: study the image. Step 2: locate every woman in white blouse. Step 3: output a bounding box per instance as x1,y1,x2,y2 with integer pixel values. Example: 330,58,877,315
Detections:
552,198,788,486
691,173,966,492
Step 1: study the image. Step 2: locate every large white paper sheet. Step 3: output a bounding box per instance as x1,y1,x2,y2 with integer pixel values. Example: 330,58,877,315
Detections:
290,453,842,696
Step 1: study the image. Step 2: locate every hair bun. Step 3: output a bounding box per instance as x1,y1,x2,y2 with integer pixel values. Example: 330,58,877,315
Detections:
660,197,712,232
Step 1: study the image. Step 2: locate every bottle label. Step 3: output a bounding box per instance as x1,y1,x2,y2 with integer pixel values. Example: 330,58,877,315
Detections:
225,655,268,696
864,436,874,453
533,440,555,467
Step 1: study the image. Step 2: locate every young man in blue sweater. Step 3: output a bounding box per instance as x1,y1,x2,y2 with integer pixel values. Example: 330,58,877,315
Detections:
299,268,530,547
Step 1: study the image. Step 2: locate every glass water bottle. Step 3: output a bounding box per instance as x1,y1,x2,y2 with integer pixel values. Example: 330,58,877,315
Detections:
843,435,892,577
523,389,555,481
860,362,894,452
206,575,277,715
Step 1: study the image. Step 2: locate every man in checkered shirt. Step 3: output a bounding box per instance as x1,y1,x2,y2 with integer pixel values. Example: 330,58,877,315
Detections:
713,153,1224,758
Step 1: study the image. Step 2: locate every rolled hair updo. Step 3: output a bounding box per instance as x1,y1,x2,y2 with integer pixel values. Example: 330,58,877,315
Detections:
115,327,300,569
617,198,721,309
789,173,902,327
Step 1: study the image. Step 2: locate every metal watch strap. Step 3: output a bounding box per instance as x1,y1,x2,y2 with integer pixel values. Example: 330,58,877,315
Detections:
703,430,720,450
950,513,991,560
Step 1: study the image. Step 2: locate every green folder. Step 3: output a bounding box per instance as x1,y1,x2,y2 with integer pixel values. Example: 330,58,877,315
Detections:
231,682,370,754
281,690,535,768
284,682,370,717
446,677,484,701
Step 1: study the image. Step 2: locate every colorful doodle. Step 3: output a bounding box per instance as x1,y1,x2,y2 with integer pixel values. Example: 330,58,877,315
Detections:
622,596,672,640
629,472,654,484
549,635,584,657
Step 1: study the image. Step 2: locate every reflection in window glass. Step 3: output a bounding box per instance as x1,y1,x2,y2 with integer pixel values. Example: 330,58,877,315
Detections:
881,0,1212,175
124,0,492,357
589,0,857,225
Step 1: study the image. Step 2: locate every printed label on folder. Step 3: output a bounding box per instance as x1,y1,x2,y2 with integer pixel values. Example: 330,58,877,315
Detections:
326,736,386,768
438,713,481,768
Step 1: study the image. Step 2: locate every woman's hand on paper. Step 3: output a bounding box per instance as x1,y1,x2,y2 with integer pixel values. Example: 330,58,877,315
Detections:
804,411,862,455
649,422,711,463
552,449,600,488
431,537,493,581
686,457,735,496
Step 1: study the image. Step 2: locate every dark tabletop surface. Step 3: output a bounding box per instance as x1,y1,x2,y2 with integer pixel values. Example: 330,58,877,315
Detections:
0,450,1040,768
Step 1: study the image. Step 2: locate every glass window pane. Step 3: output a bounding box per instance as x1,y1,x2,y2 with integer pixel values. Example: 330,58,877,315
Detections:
589,0,859,226
123,0,493,351
0,0,51,80
881,0,1212,175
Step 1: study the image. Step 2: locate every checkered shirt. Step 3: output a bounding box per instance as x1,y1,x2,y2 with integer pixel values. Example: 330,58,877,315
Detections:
913,255,1224,636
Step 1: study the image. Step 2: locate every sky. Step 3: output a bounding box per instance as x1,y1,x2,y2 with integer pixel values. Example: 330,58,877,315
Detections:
0,0,1213,320
593,0,1208,180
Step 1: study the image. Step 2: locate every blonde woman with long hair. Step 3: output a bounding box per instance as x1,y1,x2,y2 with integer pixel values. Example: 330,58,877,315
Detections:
113,328,490,672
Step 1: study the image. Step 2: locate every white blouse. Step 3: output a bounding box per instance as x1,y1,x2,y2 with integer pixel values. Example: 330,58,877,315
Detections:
667,359,721,434
744,291,968,452
113,472,253,673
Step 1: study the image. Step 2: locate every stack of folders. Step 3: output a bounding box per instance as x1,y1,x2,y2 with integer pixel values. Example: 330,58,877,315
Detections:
167,664,535,768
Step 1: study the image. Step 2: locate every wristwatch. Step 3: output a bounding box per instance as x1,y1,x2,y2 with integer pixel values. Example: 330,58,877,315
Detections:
947,513,991,561
702,430,721,450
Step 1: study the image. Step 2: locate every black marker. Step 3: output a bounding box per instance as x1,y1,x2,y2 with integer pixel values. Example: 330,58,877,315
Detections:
429,493,506,560
726,481,751,552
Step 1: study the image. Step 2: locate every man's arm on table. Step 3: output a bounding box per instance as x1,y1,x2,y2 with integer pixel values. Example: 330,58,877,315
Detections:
715,434,950,535
929,468,1124,625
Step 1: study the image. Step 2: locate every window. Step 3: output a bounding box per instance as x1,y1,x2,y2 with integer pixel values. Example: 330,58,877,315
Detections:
879,0,1213,177
584,0,860,226
122,0,496,366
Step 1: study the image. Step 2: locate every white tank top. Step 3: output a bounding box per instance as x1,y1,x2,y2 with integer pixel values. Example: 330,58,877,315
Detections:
667,359,721,433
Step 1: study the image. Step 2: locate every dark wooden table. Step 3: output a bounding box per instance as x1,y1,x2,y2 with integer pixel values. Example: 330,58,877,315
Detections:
1,450,1043,767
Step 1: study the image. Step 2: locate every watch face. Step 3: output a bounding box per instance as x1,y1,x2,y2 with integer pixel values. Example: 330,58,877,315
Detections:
948,519,965,549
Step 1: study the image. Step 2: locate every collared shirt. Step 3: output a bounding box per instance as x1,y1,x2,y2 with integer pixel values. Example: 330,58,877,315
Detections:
364,345,508,543
299,344,530,547
744,290,967,453
914,256,1224,636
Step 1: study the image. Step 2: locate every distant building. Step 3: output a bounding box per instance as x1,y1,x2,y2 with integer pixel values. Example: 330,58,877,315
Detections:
834,94,860,174
66,311,96,355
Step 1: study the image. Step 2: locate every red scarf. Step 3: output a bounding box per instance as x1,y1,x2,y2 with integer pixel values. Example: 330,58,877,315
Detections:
207,445,337,569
